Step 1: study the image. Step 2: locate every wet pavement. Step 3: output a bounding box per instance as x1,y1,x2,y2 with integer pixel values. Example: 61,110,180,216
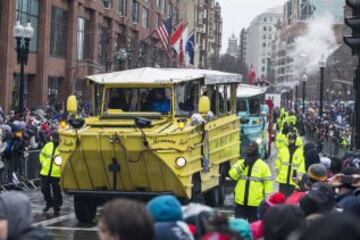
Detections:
25,146,277,240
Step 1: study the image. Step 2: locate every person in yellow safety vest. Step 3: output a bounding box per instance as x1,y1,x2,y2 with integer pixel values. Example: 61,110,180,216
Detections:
276,122,290,151
39,132,62,216
276,108,288,131
285,111,297,127
228,141,273,222
275,132,305,197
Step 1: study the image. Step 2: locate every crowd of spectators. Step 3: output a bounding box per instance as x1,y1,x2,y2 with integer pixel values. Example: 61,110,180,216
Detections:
299,101,352,150
0,106,66,184
94,158,360,240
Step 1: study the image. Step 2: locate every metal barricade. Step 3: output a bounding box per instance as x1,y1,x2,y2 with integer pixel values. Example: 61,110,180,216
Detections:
25,150,41,180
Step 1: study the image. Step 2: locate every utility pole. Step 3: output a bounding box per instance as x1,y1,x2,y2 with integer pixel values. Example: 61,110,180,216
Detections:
319,55,326,118
344,0,360,149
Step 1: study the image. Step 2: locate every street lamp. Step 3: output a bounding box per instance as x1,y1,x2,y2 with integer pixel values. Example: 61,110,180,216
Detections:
302,74,308,113
13,21,34,113
319,55,326,117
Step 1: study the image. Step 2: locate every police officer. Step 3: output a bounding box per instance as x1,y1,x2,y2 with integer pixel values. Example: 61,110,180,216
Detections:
229,141,273,222
276,107,288,131
275,132,305,197
285,110,297,127
39,132,62,216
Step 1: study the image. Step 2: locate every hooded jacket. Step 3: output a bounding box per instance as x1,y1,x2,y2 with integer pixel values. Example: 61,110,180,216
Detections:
275,136,305,186
229,158,273,206
0,191,53,240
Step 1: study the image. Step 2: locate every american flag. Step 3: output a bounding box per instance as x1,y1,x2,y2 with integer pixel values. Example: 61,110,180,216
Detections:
156,16,173,57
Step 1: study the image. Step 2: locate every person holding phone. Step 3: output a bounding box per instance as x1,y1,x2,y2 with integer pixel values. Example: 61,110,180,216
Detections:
328,167,360,208
275,132,306,197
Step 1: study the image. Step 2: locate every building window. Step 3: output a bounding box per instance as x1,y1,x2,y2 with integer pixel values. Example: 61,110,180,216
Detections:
264,17,267,22
156,14,161,27
157,0,161,9
50,6,68,57
142,7,149,29
163,0,167,14
77,17,91,61
131,0,139,23
174,8,178,23
16,0,39,52
119,0,127,16
263,26,267,31
48,77,63,107
99,22,111,66
103,0,112,8
169,3,173,16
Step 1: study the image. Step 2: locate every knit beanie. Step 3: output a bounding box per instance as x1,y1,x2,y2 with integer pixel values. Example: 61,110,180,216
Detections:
257,192,286,220
228,218,253,240
308,164,327,182
299,182,335,216
147,195,183,223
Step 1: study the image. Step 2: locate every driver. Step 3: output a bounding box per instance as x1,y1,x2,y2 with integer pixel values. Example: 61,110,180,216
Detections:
108,89,129,111
144,89,170,114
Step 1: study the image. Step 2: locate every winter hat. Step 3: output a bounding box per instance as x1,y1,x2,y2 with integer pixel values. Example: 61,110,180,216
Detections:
307,164,327,182
304,149,320,171
299,213,360,240
182,203,215,238
228,218,253,240
303,142,316,155
320,157,332,170
263,205,306,240
147,195,183,223
257,192,286,219
343,158,360,169
341,196,360,219
299,182,335,216
182,203,214,220
154,221,194,240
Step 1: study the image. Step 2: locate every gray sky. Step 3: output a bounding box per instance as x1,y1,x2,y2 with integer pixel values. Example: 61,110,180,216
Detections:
217,0,287,53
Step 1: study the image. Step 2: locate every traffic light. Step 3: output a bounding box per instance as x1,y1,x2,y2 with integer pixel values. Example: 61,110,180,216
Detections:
344,0,360,55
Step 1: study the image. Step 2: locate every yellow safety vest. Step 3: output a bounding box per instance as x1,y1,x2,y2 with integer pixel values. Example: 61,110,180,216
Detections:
275,142,305,186
285,115,297,126
275,132,287,151
39,142,61,178
229,158,273,207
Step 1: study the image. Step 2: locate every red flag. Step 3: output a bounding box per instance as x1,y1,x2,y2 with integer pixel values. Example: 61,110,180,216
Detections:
249,64,256,85
170,22,184,47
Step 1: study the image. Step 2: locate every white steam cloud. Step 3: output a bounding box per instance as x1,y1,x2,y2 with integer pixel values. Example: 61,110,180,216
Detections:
292,13,339,78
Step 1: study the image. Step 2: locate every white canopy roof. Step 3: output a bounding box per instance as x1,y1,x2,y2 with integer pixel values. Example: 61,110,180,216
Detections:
236,84,267,98
86,67,242,85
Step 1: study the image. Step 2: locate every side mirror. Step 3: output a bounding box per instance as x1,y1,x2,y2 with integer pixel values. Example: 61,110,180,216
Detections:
68,118,85,130
241,118,250,124
199,96,210,114
66,95,78,114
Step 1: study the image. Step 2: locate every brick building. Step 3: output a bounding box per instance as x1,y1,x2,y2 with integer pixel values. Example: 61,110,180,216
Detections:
0,0,186,112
